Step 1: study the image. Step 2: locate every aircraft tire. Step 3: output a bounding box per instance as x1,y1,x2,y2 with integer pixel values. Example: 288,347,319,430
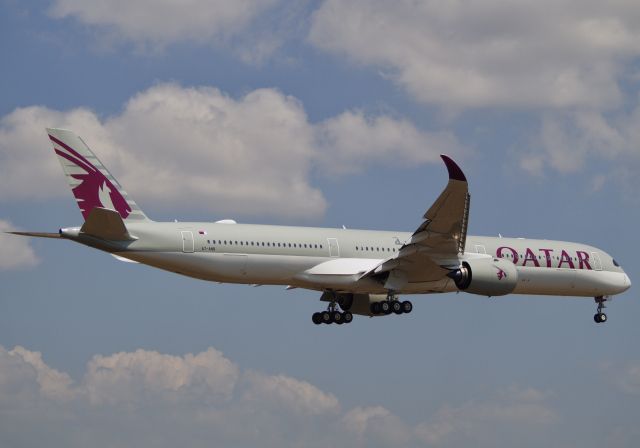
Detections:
333,311,344,324
370,302,381,315
380,301,392,315
312,312,322,325
392,301,402,314
401,301,413,314
321,311,333,324
343,312,353,323
594,312,607,323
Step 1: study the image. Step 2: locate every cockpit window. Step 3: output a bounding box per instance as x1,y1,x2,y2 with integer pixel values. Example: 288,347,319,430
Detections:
613,259,620,267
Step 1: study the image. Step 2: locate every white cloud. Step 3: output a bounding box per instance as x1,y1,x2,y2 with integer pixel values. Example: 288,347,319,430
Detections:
84,348,239,405
315,110,459,175
0,83,456,220
310,0,640,110
0,346,74,400
243,371,339,416
342,406,410,447
0,220,40,270
520,104,640,180
0,344,561,448
414,386,556,447
50,0,279,48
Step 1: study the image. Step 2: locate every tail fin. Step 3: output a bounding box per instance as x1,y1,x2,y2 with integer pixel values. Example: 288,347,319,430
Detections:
47,128,149,222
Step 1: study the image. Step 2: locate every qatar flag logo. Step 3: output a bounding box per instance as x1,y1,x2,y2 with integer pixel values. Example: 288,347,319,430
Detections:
496,268,507,280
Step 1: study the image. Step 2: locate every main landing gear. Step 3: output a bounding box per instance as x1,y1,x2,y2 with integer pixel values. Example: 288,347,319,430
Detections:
312,297,353,325
594,296,609,324
312,309,353,325
370,293,413,316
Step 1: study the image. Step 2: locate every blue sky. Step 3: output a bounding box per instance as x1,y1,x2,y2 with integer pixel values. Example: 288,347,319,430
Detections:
1,1,639,447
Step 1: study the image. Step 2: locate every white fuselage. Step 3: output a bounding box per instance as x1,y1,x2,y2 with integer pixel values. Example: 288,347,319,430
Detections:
75,221,631,299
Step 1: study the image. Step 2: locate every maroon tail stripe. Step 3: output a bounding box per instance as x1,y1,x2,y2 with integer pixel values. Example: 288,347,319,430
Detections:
49,134,99,174
54,148,96,175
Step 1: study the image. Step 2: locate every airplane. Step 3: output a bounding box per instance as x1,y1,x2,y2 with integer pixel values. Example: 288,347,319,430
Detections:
9,128,631,325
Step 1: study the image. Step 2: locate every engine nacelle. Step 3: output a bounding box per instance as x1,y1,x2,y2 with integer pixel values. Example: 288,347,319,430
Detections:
448,258,518,296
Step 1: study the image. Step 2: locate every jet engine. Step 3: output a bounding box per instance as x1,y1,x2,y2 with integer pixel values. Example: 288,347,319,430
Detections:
448,258,518,296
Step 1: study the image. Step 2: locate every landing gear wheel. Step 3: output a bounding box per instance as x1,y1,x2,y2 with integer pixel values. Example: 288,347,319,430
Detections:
343,312,353,323
321,311,333,324
594,312,607,323
401,301,413,314
333,311,344,324
392,301,402,314
312,312,322,325
380,301,392,315
370,302,381,315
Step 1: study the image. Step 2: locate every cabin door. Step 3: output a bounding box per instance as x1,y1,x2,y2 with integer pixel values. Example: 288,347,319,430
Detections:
181,231,195,253
327,238,340,257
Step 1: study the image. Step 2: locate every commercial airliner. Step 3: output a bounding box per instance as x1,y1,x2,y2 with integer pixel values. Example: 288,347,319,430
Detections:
10,129,631,325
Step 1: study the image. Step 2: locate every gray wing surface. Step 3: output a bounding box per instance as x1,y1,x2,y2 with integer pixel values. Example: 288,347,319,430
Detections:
363,155,470,290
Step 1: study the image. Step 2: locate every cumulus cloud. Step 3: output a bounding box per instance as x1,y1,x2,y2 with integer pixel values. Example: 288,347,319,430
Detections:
315,110,459,175
0,220,40,270
519,104,640,183
0,346,74,400
50,0,279,51
0,83,458,220
242,371,339,416
414,386,556,447
0,344,560,448
310,0,640,110
84,348,239,405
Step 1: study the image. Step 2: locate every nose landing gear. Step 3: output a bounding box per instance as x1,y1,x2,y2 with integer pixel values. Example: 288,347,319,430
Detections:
594,296,609,324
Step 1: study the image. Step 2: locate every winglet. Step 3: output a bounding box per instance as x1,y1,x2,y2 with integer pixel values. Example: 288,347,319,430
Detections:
440,155,466,182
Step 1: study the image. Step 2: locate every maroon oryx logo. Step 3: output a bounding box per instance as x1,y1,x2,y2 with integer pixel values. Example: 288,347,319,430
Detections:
496,268,507,280
50,134,131,220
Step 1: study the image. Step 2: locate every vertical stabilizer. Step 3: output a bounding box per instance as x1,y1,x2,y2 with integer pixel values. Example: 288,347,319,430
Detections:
47,128,149,221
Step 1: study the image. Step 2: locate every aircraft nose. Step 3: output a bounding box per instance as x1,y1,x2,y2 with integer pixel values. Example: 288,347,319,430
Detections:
623,273,631,291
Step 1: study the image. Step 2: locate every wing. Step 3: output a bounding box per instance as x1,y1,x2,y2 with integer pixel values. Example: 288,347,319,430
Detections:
363,155,470,291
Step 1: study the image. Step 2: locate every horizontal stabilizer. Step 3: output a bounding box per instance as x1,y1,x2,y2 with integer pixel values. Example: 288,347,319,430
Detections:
111,254,139,263
81,207,136,241
6,231,61,239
